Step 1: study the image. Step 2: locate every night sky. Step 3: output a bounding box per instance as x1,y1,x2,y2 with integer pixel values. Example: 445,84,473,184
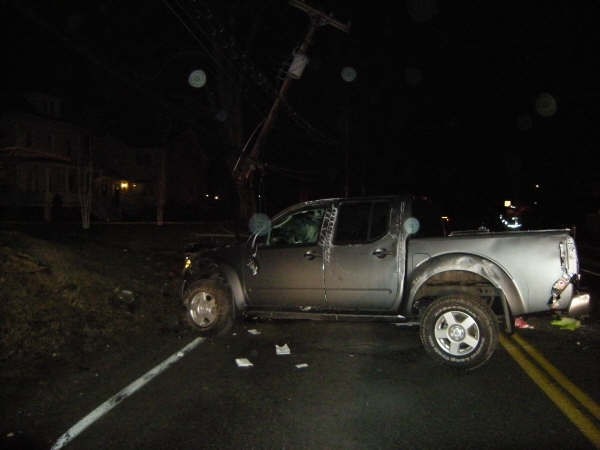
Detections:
1,0,599,221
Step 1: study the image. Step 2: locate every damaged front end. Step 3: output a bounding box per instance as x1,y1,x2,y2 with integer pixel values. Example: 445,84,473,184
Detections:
180,242,225,300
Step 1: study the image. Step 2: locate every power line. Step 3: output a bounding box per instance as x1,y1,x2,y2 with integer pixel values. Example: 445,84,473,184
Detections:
173,0,341,146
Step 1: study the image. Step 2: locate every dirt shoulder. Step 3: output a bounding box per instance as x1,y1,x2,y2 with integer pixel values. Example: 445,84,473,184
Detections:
0,222,235,448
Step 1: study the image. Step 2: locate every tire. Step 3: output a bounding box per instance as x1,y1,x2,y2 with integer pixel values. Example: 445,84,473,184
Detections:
419,296,499,370
182,279,233,336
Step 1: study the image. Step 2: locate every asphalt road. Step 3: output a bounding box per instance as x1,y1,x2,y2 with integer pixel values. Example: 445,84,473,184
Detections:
5,235,599,450
50,309,599,449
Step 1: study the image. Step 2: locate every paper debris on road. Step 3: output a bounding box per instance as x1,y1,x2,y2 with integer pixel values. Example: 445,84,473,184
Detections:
295,363,309,369
235,358,254,367
247,329,261,335
275,344,291,355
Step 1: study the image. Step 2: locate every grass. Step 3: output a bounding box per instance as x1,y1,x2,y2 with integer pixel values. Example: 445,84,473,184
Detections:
0,221,237,378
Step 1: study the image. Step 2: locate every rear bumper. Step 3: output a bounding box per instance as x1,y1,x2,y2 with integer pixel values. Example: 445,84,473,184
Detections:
566,292,591,317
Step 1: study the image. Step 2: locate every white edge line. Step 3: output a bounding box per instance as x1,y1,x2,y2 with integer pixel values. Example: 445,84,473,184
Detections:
51,336,205,450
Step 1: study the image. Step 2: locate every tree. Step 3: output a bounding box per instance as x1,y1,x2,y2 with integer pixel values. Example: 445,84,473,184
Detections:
77,136,93,229
156,145,167,226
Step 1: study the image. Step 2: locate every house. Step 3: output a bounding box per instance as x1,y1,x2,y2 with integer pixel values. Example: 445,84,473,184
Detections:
0,92,162,221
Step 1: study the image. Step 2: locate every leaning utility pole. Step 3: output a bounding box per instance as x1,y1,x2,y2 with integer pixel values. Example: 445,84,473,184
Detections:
233,0,349,218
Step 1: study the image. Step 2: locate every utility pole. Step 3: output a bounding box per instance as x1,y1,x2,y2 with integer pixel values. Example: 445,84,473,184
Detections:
233,0,350,217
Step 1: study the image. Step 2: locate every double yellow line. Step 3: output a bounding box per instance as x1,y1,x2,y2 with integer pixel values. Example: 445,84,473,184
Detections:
500,333,600,448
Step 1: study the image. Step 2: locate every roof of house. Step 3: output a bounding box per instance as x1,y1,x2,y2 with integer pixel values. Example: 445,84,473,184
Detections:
0,146,72,163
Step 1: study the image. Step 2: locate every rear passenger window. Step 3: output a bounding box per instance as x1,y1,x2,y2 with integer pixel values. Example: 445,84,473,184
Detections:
371,202,389,239
334,201,390,244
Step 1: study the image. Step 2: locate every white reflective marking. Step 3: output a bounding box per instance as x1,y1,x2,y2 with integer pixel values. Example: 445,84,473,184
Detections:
50,337,205,450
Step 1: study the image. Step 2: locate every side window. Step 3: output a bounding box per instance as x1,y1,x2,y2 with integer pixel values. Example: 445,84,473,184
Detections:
334,203,370,244
334,201,390,245
371,202,389,239
268,208,325,247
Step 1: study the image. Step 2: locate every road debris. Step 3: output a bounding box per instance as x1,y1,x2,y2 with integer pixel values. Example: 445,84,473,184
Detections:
551,316,581,331
295,363,309,369
275,344,291,355
110,288,137,312
392,322,419,327
247,329,261,335
514,316,534,329
235,358,254,368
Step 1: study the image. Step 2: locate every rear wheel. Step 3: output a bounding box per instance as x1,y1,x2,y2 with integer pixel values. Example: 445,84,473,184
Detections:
183,279,233,336
419,296,499,370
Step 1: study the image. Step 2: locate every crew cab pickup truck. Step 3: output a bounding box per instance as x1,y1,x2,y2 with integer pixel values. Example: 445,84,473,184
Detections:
180,195,590,370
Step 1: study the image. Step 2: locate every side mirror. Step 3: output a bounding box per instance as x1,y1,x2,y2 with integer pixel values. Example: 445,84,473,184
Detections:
249,213,272,237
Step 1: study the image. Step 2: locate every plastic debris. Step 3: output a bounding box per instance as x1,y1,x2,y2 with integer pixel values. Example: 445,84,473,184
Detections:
275,344,291,355
514,317,534,329
295,363,309,369
247,329,261,335
551,316,581,331
235,358,254,367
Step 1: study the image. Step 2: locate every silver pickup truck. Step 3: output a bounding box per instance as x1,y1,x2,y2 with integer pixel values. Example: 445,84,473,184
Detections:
180,195,590,370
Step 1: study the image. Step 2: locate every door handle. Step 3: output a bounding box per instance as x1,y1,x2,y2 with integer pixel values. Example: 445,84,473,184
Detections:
304,250,321,260
372,248,392,258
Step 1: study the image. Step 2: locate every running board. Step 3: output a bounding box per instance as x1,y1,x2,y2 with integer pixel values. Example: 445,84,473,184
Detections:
242,310,419,325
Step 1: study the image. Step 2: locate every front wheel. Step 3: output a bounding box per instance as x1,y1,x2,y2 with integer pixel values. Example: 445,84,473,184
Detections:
419,296,499,370
183,279,233,336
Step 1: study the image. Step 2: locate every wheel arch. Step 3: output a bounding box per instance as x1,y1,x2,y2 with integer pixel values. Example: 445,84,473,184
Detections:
218,263,246,318
404,253,525,322
184,257,246,320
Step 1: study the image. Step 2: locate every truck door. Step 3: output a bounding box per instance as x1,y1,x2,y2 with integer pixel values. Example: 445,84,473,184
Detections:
324,200,399,310
245,206,326,308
